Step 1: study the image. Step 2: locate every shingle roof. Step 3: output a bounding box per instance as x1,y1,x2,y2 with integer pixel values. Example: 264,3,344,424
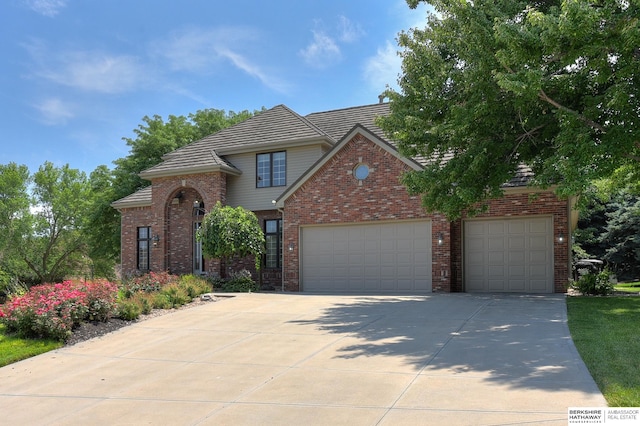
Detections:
113,102,535,210
140,105,332,179
305,103,390,142
111,185,152,209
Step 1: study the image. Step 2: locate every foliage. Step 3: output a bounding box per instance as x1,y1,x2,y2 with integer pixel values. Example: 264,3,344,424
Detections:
380,1,640,219
571,269,614,296
0,280,118,341
0,324,62,368
22,162,93,283
0,163,31,267
567,297,640,406
120,271,179,298
220,269,259,293
117,299,142,321
197,202,265,271
575,188,640,281
87,108,261,275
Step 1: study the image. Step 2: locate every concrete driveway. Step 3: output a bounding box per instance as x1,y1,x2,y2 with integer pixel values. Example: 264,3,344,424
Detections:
0,293,605,425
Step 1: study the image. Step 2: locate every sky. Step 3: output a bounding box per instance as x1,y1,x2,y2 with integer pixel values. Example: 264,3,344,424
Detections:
0,0,430,175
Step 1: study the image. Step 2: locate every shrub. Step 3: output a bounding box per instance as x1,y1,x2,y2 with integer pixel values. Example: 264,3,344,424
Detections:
178,275,211,298
120,271,179,297
0,282,88,340
160,284,191,308
0,280,119,341
132,293,153,315
571,269,614,296
151,293,173,310
222,270,259,293
117,299,141,321
82,280,118,322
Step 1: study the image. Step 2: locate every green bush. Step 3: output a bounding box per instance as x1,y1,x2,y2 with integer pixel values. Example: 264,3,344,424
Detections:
571,269,614,296
178,275,211,298
222,270,258,293
117,300,141,321
151,293,173,310
160,284,191,308
131,293,153,315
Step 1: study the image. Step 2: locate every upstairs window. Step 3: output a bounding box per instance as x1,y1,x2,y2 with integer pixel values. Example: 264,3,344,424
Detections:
257,151,286,188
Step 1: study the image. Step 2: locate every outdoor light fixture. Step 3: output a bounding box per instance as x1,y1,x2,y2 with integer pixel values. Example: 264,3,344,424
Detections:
557,233,565,243
193,200,205,217
437,233,444,246
153,234,160,247
288,242,295,252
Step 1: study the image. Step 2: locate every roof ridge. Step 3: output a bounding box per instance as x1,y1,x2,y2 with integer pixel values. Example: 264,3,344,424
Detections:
305,102,389,117
279,104,335,141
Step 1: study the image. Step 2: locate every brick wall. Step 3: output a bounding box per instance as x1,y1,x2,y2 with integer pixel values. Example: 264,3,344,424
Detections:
119,206,154,275
282,133,437,292
451,191,571,293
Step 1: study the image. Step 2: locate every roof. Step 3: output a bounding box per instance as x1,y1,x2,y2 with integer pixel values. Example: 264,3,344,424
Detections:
113,102,535,210
111,185,152,209
139,105,333,179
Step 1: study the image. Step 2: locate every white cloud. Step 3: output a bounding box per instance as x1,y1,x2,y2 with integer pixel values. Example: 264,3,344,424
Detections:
23,40,147,94
337,15,365,43
24,0,67,17
33,98,74,125
156,27,289,93
299,30,341,68
364,41,402,91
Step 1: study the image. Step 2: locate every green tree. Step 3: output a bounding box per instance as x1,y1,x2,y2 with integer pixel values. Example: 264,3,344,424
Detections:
21,162,93,283
380,0,640,219
0,163,31,264
197,202,265,272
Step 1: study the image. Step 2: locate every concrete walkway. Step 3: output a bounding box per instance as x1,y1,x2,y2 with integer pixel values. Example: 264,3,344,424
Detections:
0,293,605,425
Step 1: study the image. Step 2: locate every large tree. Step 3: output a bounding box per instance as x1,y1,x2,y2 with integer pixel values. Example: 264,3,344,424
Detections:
0,163,31,265
379,0,640,219
17,162,93,284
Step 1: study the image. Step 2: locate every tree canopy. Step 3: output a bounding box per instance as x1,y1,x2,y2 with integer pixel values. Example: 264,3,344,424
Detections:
197,202,265,271
380,0,640,219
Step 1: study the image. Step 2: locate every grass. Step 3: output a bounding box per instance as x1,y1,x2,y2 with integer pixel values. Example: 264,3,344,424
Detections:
614,281,640,293
0,324,63,368
567,296,640,406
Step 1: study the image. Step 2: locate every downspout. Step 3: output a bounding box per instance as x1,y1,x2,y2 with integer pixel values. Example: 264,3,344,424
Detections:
277,206,285,292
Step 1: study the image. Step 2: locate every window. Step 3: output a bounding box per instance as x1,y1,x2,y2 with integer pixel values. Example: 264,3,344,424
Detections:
257,152,286,187
137,227,151,271
264,219,282,269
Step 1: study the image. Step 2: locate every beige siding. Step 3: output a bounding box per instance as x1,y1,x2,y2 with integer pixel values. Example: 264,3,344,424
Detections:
226,144,328,211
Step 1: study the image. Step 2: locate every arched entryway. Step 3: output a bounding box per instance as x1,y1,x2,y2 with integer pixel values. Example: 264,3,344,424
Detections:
165,188,206,275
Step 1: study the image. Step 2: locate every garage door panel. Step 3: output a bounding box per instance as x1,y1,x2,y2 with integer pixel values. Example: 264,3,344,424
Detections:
302,221,431,293
465,218,553,293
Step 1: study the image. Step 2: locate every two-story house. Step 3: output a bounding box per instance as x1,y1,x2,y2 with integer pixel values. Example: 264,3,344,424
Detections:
112,103,575,294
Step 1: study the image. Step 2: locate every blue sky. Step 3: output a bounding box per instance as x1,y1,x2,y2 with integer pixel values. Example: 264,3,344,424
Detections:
1,0,429,175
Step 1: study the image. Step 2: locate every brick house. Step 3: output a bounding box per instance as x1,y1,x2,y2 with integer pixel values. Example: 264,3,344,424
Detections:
112,103,576,293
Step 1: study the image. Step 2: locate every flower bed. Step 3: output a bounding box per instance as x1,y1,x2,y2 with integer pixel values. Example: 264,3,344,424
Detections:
0,280,118,341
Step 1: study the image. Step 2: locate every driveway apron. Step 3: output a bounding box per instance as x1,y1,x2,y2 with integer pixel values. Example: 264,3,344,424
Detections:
0,293,605,425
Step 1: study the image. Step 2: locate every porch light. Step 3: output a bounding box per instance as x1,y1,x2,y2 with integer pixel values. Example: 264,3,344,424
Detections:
288,242,295,252
153,234,160,247
437,233,444,246
557,233,565,243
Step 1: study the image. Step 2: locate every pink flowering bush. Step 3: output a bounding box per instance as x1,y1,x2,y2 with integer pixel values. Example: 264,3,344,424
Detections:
0,280,118,341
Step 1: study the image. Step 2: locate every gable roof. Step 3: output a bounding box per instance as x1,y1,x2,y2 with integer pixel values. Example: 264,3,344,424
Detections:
111,185,152,209
140,105,334,179
305,103,390,142
275,124,422,209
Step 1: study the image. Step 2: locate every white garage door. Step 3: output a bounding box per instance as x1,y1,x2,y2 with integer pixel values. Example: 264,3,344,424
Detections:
301,221,432,293
464,217,553,293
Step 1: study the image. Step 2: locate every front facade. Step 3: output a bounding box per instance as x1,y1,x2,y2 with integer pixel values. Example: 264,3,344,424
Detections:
113,103,575,293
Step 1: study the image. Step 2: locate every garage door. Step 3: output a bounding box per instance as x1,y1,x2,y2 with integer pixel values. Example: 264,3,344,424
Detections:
464,217,553,293
301,221,432,293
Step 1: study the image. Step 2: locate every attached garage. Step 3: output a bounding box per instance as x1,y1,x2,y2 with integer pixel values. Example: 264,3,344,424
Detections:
301,221,432,293
464,217,553,293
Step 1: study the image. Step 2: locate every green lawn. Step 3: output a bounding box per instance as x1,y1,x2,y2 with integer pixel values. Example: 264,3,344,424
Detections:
567,296,640,406
0,324,63,368
614,281,640,293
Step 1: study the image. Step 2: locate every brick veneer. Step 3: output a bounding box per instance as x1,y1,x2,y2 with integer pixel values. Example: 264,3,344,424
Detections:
119,134,571,294
281,133,571,293
282,133,439,292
